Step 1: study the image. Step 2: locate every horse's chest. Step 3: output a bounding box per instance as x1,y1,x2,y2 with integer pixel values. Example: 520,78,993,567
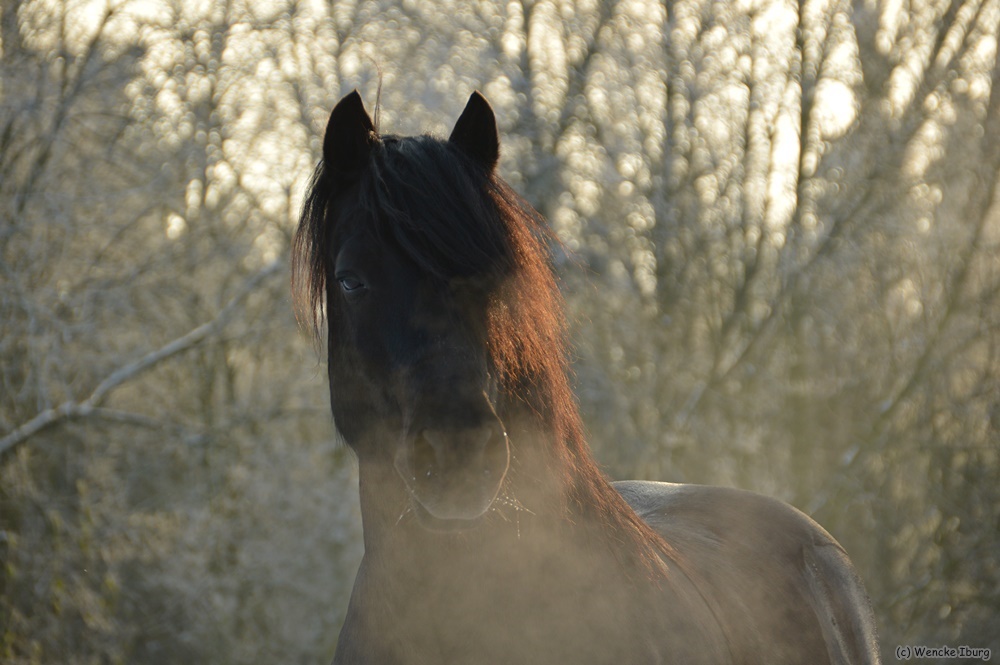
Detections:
347,552,675,665
399,592,654,664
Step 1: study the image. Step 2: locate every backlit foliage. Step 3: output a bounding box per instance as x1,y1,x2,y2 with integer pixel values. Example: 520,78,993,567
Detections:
2,0,998,661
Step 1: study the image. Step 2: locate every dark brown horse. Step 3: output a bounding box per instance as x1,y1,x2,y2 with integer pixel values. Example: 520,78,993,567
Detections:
292,90,881,664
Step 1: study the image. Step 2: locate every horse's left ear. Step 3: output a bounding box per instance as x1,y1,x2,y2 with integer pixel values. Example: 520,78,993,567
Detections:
449,91,499,171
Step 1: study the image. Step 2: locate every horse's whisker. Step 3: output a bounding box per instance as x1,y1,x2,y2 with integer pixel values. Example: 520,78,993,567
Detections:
396,501,414,526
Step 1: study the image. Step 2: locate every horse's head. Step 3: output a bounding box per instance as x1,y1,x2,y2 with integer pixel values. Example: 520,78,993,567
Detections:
294,92,554,531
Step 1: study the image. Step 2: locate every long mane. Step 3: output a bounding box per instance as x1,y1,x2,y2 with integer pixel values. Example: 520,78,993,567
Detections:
292,133,675,580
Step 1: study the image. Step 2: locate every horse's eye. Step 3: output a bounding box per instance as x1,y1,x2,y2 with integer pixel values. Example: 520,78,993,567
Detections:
337,274,366,294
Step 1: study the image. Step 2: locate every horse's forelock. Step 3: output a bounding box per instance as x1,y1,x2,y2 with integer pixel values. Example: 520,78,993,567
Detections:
291,162,333,343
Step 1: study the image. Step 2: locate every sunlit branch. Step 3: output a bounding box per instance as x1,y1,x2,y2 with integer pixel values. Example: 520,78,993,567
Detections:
11,3,117,219
692,7,997,409
869,116,1000,447
0,260,282,459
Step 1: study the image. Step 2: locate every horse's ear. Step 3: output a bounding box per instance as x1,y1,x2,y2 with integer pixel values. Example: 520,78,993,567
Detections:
449,91,499,171
323,90,377,182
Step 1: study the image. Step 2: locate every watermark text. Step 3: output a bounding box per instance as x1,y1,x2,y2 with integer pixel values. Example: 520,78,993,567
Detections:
895,645,991,661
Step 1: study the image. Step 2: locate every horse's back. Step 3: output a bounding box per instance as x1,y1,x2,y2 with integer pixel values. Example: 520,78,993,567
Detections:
614,480,881,665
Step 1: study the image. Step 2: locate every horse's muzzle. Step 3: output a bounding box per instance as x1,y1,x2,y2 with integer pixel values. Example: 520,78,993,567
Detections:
394,417,510,526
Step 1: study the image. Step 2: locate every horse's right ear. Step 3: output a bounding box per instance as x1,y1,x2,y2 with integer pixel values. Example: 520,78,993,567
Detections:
323,90,377,182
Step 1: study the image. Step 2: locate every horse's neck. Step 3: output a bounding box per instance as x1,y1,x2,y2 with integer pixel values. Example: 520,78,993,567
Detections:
357,472,632,631
345,421,730,664
354,433,636,597
349,434,686,664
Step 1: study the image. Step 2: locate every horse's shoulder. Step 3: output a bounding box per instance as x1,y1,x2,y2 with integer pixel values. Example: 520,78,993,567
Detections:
613,479,834,550
613,480,881,665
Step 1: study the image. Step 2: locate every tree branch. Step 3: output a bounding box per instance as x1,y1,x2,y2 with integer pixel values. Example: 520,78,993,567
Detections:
0,260,282,459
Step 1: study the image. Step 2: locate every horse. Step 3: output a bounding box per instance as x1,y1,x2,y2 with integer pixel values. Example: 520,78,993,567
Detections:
292,90,882,664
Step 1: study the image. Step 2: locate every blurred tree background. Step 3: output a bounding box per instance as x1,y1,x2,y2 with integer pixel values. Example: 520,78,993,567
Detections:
1,0,997,661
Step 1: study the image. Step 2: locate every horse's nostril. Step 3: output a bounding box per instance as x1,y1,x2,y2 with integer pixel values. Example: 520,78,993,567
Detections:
406,422,509,490
413,431,437,479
